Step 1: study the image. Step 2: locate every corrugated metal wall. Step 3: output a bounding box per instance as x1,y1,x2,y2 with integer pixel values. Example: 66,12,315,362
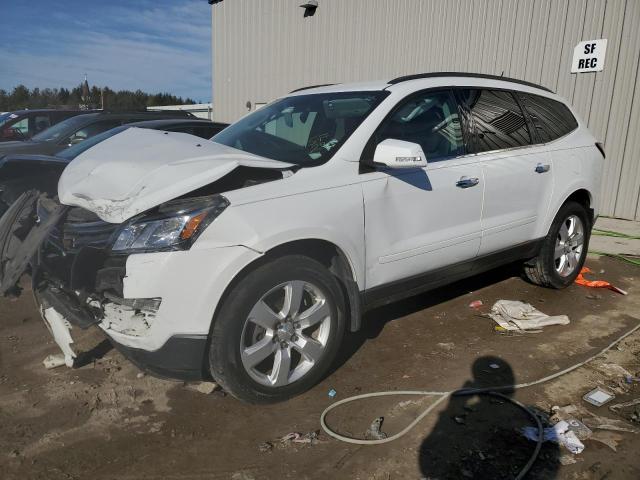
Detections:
212,0,640,220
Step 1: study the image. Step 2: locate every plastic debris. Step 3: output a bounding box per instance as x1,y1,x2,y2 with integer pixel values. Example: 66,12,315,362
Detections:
489,363,500,369
328,388,337,398
609,398,640,413
583,387,615,407
365,417,388,440
468,300,483,309
575,267,627,295
589,431,624,451
564,418,593,440
597,363,634,379
488,300,570,331
582,415,640,434
279,431,319,445
43,353,66,369
42,307,76,367
521,420,585,454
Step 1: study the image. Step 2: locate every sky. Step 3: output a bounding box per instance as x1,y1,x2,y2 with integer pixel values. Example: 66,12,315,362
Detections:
0,0,212,102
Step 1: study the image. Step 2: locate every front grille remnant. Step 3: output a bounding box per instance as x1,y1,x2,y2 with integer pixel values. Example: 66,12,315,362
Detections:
45,207,118,254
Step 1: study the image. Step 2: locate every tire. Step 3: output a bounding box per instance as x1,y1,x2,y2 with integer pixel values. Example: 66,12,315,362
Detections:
524,201,591,289
209,255,347,403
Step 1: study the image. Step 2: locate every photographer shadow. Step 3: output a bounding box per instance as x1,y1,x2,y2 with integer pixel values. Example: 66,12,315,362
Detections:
418,356,561,479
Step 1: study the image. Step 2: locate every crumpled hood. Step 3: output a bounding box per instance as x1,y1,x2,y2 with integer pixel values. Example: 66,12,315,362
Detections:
58,127,292,223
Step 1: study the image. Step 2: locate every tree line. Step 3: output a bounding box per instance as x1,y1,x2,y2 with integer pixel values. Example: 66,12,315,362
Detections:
0,84,197,112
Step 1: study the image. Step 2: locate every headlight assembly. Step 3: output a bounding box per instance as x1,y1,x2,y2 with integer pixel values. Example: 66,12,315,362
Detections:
111,195,229,253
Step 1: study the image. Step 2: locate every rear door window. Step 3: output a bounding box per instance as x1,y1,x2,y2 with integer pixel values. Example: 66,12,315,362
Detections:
457,89,532,153
517,93,578,143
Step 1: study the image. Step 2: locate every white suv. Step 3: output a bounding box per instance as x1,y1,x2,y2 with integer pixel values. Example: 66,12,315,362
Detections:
0,73,603,403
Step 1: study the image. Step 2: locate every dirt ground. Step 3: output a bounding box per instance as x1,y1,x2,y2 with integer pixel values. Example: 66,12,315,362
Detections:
1,254,640,480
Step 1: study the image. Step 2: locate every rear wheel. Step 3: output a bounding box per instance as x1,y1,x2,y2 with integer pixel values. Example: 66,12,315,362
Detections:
209,255,346,403
523,201,591,288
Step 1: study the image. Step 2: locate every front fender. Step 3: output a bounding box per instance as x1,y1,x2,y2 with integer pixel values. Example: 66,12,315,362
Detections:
192,184,366,289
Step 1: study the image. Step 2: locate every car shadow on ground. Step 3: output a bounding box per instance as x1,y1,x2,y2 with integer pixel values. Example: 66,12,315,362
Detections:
418,355,561,479
330,262,523,377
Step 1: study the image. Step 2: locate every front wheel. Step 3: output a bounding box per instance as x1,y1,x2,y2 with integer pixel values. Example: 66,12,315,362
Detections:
523,201,591,288
209,255,346,403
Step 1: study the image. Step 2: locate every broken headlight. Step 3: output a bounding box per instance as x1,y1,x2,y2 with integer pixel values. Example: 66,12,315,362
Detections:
111,195,229,253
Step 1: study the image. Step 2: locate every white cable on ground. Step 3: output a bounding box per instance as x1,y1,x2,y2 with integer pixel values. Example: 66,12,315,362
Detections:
321,321,640,446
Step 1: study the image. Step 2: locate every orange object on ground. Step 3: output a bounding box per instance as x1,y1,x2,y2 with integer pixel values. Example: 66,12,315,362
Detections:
574,267,627,295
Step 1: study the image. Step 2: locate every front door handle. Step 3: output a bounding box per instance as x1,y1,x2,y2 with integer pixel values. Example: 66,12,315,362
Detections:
456,176,480,188
535,163,551,173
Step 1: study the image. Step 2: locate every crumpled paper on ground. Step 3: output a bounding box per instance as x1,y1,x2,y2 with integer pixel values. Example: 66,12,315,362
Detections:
488,300,570,331
521,420,585,454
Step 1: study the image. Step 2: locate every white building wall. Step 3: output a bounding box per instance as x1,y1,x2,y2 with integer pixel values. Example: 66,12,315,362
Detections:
147,103,213,120
212,0,640,221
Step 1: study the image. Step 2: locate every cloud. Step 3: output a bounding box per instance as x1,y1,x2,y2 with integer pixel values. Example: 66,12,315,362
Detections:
0,0,211,101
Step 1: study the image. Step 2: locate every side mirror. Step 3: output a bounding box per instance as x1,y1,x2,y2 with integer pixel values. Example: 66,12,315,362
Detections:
372,139,427,169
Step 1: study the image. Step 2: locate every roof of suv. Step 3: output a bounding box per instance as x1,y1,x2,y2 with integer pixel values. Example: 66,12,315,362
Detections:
289,72,555,97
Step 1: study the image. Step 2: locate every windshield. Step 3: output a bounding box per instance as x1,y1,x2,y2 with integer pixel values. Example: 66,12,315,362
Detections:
212,91,388,165
32,114,93,142
57,125,130,160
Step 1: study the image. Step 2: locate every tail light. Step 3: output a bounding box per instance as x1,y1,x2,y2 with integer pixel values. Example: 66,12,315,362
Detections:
595,142,606,158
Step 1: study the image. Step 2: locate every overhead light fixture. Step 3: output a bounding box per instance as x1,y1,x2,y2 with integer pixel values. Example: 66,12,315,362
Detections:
300,0,318,17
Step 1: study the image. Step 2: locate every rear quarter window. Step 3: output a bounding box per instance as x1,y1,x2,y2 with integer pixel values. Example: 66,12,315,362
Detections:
456,89,532,153
518,93,578,143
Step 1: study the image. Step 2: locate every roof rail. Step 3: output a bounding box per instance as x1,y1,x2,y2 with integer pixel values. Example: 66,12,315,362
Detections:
387,72,554,93
289,83,336,93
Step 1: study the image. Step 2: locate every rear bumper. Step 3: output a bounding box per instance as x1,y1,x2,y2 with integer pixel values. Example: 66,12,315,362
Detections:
108,333,209,381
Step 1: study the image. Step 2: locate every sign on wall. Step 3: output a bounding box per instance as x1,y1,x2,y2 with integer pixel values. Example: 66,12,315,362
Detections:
571,39,607,73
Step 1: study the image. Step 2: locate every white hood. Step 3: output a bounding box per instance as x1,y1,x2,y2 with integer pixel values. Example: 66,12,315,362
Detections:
58,127,292,223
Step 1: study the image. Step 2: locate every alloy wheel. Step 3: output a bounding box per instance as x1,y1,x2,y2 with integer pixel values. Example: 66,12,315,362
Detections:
240,280,331,387
554,214,585,277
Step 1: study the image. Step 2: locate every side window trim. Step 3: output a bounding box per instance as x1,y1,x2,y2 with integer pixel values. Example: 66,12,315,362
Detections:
511,91,536,145
452,87,476,154
359,87,468,166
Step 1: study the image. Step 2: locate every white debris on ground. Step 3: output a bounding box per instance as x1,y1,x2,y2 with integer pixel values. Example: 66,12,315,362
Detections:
42,353,66,369
488,300,570,331
521,419,586,454
41,307,76,367
185,382,219,394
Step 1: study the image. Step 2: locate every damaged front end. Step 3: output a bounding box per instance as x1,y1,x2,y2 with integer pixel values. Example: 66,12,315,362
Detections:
0,190,167,366
0,129,294,379
4,191,233,373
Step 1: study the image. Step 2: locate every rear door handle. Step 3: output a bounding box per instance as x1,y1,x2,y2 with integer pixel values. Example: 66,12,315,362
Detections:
535,163,551,173
456,176,480,188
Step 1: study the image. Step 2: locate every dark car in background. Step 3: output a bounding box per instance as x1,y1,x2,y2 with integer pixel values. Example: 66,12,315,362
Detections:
0,109,89,142
0,110,195,157
0,118,228,213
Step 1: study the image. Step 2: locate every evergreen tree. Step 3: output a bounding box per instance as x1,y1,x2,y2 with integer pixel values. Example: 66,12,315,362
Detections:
0,84,195,111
